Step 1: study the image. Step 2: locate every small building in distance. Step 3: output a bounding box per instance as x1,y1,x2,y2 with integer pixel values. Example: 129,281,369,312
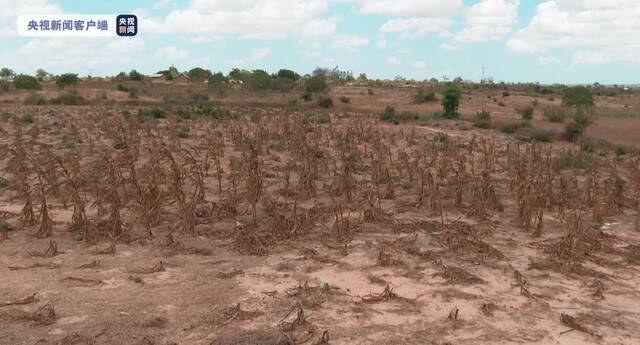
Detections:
149,73,166,83
175,73,191,84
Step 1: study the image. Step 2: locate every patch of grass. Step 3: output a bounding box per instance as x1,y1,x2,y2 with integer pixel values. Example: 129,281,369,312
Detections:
528,257,552,271
318,96,333,108
518,105,534,120
0,177,9,189
19,113,35,123
543,106,568,123
380,106,396,123
413,89,438,103
139,107,167,119
473,110,491,129
559,150,591,170
50,91,87,105
401,182,414,190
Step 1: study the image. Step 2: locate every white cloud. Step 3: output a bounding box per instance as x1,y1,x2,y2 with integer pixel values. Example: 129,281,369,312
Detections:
0,37,145,74
441,43,459,51
454,0,519,43
322,57,336,65
410,60,427,69
352,0,462,17
380,17,452,38
189,34,224,43
225,58,246,66
538,55,560,65
155,46,189,60
507,1,640,65
144,0,336,39
332,34,369,49
386,56,400,65
0,0,62,36
250,47,270,61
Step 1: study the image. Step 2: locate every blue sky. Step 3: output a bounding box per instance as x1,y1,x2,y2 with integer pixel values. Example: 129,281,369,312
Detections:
1,0,639,84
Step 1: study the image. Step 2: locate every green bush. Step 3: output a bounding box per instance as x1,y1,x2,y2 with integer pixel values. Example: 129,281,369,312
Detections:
474,110,491,129
543,106,567,123
50,91,87,105
304,75,327,93
318,96,333,108
441,86,461,119
564,110,593,142
276,69,300,81
0,177,8,189
139,107,167,119
19,113,35,123
14,74,41,90
301,92,312,102
23,92,46,105
246,69,272,91
563,86,594,107
128,70,145,81
380,106,396,122
398,111,420,121
413,89,437,103
339,96,350,103
55,73,78,88
518,106,534,120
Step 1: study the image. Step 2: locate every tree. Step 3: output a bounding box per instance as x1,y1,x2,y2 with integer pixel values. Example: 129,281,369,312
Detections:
208,72,228,85
14,74,41,90
441,86,462,118
187,67,212,81
304,75,327,93
228,68,250,82
35,69,49,81
246,69,272,91
0,68,15,78
564,109,593,142
55,73,79,88
357,73,368,82
562,86,594,107
128,70,144,81
276,69,300,81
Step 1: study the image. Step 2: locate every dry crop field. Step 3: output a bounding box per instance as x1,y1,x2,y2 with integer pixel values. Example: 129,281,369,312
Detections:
1,83,640,345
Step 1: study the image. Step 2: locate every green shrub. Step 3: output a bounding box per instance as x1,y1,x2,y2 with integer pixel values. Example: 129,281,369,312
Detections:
563,86,594,107
499,122,523,134
398,111,420,121
518,106,534,120
339,96,350,103
441,86,461,119
502,91,510,97
543,106,567,123
413,89,437,103
19,113,35,123
0,177,8,189
317,113,331,124
50,91,87,105
318,96,333,108
139,107,166,119
14,74,41,90
117,84,129,92
304,75,327,93
367,88,375,95
128,70,144,81
615,144,629,157
380,106,396,122
564,110,593,142
23,93,46,105
301,92,312,101
474,110,491,128
55,73,79,88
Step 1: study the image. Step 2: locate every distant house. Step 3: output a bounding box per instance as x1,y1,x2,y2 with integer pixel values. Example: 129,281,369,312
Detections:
149,73,166,82
175,73,191,84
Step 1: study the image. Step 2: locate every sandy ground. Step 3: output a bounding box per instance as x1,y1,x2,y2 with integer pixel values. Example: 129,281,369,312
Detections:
2,204,640,345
